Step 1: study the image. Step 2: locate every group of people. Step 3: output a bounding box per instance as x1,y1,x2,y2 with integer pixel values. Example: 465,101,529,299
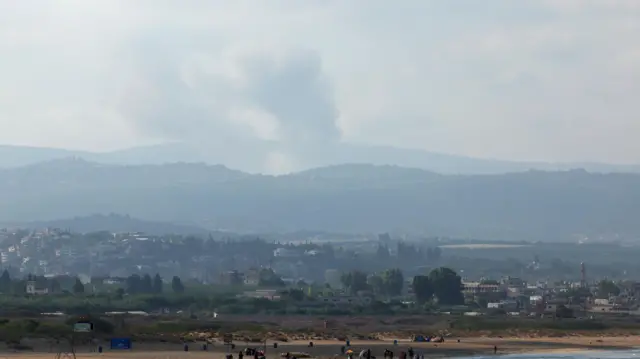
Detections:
226,347,266,359
228,340,499,359
343,347,425,359
346,344,499,359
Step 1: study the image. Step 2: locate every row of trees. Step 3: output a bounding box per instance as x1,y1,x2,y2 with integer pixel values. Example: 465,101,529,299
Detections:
340,267,464,305
124,274,185,294
0,270,187,296
413,267,464,305
124,274,164,294
2,264,463,307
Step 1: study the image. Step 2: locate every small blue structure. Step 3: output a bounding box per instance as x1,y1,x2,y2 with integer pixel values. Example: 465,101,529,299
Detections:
346,340,350,347
393,340,398,346
110,338,132,350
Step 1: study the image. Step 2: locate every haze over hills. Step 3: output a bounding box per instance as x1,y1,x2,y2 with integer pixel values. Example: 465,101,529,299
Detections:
1,142,640,175
4,213,210,236
1,158,640,241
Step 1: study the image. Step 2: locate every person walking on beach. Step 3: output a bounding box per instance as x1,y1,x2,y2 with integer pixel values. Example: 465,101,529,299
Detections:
494,345,498,354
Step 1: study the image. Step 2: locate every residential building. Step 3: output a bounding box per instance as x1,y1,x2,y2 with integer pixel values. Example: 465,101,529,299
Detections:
26,275,49,295
241,289,281,300
463,281,501,295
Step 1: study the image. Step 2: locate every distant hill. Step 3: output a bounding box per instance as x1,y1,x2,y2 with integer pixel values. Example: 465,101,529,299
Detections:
0,145,90,168
0,160,639,241
9,213,210,236
1,142,639,174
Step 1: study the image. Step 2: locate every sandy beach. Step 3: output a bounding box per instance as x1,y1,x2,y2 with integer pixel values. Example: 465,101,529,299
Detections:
3,336,640,359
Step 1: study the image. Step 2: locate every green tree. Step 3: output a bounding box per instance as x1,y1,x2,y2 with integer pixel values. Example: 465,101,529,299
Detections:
556,305,574,318
12,280,25,295
126,274,141,294
153,274,163,294
283,288,305,301
0,269,11,293
560,287,591,303
597,280,620,298
73,278,85,294
429,267,464,305
381,268,404,297
171,276,185,294
368,274,385,296
340,270,369,294
114,288,125,300
48,278,61,293
141,274,153,293
412,275,434,304
258,268,285,287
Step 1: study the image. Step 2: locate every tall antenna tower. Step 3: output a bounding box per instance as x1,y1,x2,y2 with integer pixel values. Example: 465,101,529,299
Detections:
580,262,586,287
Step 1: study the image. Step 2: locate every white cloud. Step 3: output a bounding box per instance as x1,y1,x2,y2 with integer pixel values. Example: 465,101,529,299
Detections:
1,0,639,165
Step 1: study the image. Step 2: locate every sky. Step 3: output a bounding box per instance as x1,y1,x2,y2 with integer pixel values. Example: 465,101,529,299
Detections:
1,0,640,169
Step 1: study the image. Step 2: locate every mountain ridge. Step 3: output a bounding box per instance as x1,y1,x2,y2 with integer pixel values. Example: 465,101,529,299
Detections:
0,160,638,241
1,143,639,175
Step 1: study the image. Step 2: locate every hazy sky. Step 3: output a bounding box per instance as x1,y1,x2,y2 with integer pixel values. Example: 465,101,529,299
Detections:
1,0,640,164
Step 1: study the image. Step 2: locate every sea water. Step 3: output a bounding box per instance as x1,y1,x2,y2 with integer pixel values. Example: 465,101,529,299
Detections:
470,350,640,359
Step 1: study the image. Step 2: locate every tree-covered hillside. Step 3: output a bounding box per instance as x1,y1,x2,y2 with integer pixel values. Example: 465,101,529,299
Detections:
0,160,638,240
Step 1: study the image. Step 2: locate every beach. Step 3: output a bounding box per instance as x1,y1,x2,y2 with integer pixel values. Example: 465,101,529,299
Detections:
3,336,640,359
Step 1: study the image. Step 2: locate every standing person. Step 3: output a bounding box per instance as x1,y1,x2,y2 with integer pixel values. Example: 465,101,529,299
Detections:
366,349,371,359
494,345,498,354
239,350,244,359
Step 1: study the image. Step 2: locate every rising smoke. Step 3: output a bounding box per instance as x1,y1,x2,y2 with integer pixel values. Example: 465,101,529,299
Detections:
116,32,340,173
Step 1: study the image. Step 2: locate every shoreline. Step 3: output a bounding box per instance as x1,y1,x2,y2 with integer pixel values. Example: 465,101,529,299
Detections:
1,336,639,358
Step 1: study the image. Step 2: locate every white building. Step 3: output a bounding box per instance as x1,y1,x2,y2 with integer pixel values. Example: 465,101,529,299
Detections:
273,248,300,258
26,278,49,295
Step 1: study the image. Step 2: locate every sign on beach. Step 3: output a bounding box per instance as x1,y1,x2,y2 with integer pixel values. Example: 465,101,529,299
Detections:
73,322,92,333
110,338,132,350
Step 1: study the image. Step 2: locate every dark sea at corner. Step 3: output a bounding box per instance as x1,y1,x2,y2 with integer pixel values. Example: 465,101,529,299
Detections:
469,350,640,359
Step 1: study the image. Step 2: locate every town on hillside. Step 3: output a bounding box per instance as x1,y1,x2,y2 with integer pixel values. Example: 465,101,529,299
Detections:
0,228,637,319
